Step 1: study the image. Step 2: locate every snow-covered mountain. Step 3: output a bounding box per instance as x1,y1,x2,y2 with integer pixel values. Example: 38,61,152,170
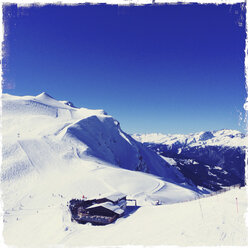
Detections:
1,92,204,246
133,131,247,191
2,92,189,185
1,92,247,246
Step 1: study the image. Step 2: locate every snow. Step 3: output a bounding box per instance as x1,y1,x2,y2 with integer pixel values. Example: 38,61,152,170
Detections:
160,155,177,166
1,92,247,246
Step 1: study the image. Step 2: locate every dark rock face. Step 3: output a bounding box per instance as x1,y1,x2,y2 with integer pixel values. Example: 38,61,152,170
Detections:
199,131,214,141
146,143,245,191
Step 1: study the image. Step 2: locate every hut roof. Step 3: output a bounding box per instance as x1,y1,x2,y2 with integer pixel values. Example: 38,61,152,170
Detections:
86,202,124,215
100,192,126,203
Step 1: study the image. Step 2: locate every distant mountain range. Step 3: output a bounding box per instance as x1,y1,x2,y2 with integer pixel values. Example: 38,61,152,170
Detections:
133,130,247,191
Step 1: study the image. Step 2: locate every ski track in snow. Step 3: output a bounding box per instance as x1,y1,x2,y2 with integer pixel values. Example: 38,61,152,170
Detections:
17,140,41,174
18,138,57,172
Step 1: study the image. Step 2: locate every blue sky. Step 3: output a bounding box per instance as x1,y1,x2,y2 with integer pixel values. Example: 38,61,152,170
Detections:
2,4,246,134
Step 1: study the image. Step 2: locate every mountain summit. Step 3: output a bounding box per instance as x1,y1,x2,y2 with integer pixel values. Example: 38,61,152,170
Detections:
36,91,54,99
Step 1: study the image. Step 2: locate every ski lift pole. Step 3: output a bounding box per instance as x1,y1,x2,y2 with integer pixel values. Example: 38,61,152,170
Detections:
198,198,204,219
236,197,238,214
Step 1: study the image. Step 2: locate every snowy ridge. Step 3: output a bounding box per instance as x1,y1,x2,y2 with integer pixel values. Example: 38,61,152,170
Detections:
2,92,191,185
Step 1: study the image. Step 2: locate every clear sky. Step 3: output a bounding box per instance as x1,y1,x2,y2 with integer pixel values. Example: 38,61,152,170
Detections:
2,3,246,134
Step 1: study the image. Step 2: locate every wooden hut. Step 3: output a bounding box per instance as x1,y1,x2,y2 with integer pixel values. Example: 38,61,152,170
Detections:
69,192,127,225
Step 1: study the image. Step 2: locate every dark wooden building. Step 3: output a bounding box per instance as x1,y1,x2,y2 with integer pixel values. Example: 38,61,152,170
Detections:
69,192,127,225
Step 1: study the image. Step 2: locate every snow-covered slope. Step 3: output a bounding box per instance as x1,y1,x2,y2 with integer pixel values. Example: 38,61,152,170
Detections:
2,92,189,184
2,92,203,246
133,131,247,190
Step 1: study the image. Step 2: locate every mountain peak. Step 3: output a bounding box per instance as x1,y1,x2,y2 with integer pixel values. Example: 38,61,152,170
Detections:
36,92,54,100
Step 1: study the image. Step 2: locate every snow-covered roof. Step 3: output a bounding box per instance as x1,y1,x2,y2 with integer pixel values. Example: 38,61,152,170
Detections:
100,192,126,202
86,202,124,215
